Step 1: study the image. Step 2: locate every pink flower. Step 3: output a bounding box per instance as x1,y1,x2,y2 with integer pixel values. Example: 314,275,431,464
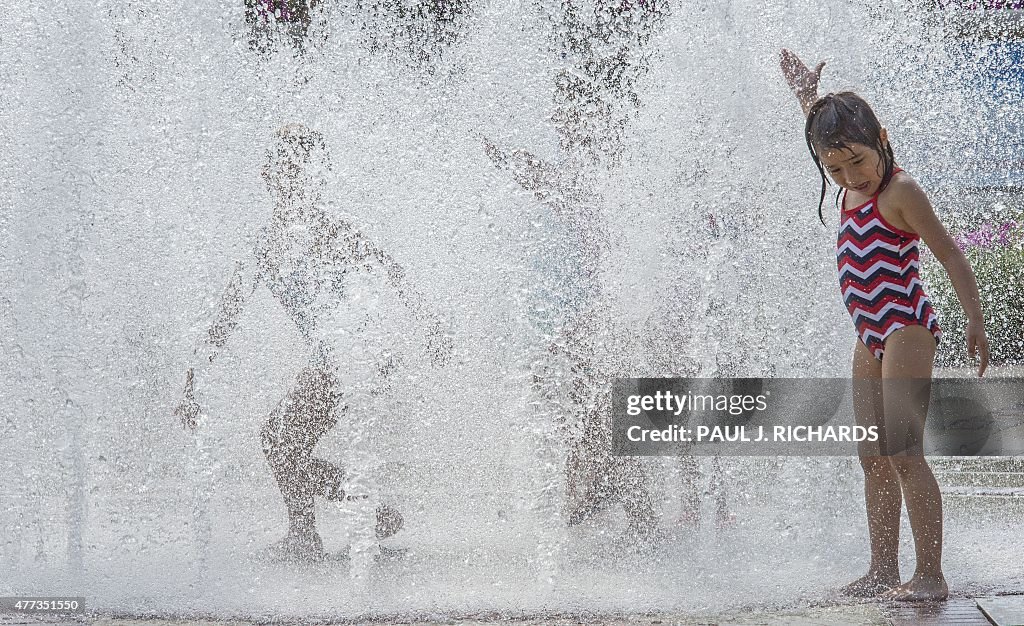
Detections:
956,220,1022,251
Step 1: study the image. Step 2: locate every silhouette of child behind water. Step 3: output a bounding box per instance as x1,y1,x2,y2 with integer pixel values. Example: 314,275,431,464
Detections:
176,124,451,562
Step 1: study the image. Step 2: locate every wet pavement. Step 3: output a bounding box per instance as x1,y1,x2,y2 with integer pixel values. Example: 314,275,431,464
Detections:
0,598,1014,626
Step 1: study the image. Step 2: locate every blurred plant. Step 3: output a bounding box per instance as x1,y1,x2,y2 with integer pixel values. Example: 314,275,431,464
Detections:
924,216,1024,365
355,0,470,74
243,0,469,68
550,0,670,166
932,1,1024,9
245,0,326,55
925,0,1024,39
953,219,1022,249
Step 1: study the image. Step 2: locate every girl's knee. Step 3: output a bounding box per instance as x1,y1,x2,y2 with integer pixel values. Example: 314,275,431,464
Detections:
859,455,895,476
296,366,341,407
889,455,930,477
261,421,298,464
261,428,286,468
260,422,275,451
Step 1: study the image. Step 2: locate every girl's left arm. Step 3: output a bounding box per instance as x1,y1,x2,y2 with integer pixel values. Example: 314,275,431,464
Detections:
893,180,990,377
336,223,453,367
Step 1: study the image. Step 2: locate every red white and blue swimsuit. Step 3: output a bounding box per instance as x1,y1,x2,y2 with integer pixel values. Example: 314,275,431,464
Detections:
836,170,941,360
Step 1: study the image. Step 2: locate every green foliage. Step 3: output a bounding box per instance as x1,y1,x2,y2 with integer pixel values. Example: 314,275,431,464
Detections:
924,236,1024,366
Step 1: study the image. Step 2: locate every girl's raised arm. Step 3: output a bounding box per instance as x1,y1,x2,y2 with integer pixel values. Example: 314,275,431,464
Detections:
204,256,264,358
780,48,825,117
888,180,991,377
482,137,559,195
333,222,453,367
481,136,598,236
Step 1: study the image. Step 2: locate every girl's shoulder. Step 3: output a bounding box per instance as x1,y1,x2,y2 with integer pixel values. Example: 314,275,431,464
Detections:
251,223,271,249
250,224,276,265
877,170,932,234
879,169,928,206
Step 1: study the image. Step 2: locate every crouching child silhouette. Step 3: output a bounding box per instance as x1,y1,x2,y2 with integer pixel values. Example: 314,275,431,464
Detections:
175,124,452,562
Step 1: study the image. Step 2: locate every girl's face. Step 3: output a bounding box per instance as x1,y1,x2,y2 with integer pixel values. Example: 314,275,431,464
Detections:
817,130,889,197
262,140,328,200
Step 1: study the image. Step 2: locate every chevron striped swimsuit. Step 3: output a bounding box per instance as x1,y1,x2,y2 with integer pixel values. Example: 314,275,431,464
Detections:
836,169,941,360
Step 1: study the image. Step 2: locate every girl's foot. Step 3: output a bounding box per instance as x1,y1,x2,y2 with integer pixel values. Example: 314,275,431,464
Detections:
565,493,614,527
841,570,900,597
678,508,701,530
882,573,949,602
611,519,663,556
376,504,404,540
260,529,325,563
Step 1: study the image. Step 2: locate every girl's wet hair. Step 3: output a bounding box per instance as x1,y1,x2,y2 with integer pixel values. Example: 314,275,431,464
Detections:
263,123,332,189
272,123,330,166
804,92,895,225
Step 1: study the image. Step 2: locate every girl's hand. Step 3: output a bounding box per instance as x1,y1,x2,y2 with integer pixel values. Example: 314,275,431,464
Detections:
780,48,825,112
175,368,201,431
966,319,990,377
482,135,500,162
425,319,453,367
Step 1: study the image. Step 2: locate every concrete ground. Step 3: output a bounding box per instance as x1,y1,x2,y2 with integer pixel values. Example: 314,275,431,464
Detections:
1,597,1012,626
1,604,892,626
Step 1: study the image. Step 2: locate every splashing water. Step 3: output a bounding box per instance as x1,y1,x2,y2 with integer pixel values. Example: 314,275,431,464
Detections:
1,0,1022,620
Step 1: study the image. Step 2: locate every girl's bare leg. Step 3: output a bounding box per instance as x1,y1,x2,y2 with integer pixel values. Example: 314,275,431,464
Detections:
710,455,735,528
880,325,947,601
260,366,343,560
563,312,655,531
678,455,701,528
843,339,902,597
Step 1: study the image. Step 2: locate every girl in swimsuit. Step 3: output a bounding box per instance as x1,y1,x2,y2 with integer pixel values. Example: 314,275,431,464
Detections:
781,49,990,602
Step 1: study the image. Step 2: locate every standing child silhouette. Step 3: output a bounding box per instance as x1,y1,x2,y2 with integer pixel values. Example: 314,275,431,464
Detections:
780,49,990,602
